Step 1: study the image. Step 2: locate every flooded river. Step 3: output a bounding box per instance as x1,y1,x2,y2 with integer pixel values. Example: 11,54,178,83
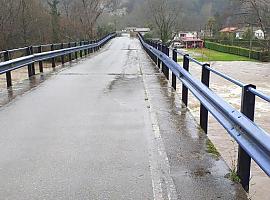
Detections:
175,61,270,200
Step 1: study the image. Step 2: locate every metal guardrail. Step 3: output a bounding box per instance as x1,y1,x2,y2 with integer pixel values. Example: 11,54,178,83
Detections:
0,33,116,87
174,49,270,103
138,33,270,192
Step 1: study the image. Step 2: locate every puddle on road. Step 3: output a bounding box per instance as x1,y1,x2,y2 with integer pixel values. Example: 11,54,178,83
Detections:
175,61,270,200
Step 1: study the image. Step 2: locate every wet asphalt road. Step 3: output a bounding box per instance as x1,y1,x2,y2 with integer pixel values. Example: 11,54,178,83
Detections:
0,36,247,199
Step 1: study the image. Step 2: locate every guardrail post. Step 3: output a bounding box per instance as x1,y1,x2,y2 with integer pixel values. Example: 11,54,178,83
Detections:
84,41,87,56
91,40,94,52
75,42,78,60
79,42,83,58
90,41,93,53
51,44,56,68
149,41,152,58
68,42,72,62
150,41,154,61
162,45,169,80
157,42,160,68
87,41,90,54
30,46,35,75
200,64,210,134
153,42,157,64
182,54,190,106
157,43,161,69
154,42,157,64
38,46,43,72
172,49,177,90
161,45,165,74
97,39,100,51
237,84,256,192
61,43,65,64
26,46,35,77
4,51,12,87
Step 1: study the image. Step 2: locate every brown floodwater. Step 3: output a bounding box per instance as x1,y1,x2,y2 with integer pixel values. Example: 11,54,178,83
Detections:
175,60,270,200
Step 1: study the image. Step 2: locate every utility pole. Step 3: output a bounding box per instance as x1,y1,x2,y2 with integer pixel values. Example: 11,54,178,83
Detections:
249,24,254,59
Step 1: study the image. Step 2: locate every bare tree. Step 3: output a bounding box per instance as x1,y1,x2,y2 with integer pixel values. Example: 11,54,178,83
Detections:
73,0,111,39
108,0,121,31
0,0,51,49
239,0,270,39
48,0,61,42
0,0,18,49
206,17,216,38
146,0,181,43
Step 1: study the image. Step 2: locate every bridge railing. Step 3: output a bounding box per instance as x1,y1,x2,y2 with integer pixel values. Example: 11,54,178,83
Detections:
0,33,116,87
138,33,270,192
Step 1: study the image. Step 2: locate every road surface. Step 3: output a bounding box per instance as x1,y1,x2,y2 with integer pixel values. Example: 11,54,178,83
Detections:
0,35,247,199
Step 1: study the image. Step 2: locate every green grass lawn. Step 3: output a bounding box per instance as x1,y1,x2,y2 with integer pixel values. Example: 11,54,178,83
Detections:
178,48,256,62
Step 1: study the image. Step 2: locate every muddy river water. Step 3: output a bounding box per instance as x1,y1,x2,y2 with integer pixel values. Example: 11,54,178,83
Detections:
0,58,269,199
175,61,270,200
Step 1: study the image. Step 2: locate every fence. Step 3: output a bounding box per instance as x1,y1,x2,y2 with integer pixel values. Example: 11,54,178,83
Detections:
138,33,270,192
0,33,116,87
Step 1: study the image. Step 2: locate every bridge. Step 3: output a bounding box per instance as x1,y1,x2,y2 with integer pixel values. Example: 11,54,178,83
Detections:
0,33,269,199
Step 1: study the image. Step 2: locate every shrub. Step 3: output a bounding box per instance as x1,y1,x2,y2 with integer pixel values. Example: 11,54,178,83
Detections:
204,41,269,61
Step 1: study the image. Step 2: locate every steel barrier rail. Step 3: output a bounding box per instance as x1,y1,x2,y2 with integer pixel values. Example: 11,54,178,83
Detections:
0,33,116,86
1,41,103,54
171,48,270,103
249,87,270,103
0,35,114,58
8,47,29,53
170,48,246,87
138,33,270,192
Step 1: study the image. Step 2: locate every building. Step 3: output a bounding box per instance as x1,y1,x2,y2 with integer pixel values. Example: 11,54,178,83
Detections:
125,27,150,36
134,28,151,36
174,31,198,40
126,27,137,32
254,29,264,39
220,27,238,33
181,38,204,48
220,27,265,39
173,31,203,48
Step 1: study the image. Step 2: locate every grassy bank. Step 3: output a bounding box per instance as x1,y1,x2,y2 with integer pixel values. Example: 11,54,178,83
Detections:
178,48,256,62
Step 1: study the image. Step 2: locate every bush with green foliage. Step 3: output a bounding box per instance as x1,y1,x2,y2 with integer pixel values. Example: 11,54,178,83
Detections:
205,41,269,61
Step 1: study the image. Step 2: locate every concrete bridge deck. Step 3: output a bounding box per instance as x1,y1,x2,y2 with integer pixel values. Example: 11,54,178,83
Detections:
0,36,247,199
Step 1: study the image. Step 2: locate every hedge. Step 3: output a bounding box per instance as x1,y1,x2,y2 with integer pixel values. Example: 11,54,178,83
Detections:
205,41,269,61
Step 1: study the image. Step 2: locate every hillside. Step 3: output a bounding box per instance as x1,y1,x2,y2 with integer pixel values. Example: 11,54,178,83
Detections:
114,0,235,30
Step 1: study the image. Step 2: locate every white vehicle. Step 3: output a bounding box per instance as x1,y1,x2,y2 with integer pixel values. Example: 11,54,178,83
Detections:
173,42,184,49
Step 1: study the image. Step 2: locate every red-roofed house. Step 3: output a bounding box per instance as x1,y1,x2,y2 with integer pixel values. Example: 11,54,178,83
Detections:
181,38,204,48
219,27,238,33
